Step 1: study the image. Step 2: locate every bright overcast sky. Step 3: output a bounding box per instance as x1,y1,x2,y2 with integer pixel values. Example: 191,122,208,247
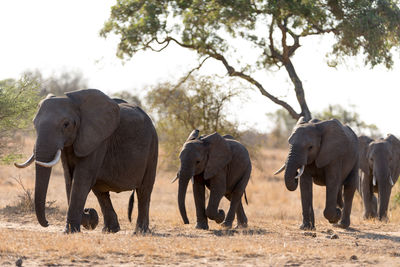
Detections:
1,0,400,135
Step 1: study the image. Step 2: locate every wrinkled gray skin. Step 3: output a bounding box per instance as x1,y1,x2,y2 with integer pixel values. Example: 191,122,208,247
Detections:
279,118,358,230
358,135,400,220
176,130,251,230
17,89,158,233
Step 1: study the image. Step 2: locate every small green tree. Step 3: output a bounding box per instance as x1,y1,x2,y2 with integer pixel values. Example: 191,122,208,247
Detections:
0,76,41,159
146,75,241,166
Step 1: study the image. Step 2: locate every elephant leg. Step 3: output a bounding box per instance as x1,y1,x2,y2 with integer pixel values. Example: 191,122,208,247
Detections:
64,170,94,233
324,172,341,224
206,173,226,224
193,176,208,230
338,167,357,228
235,201,248,228
93,190,120,233
222,191,243,229
337,187,343,209
362,173,378,218
300,173,315,230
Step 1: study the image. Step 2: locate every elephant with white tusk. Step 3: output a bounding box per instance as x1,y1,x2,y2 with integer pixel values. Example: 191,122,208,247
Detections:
15,89,158,234
358,134,400,220
275,117,359,230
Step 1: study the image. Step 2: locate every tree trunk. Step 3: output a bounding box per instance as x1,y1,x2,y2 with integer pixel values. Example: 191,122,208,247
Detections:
283,59,312,121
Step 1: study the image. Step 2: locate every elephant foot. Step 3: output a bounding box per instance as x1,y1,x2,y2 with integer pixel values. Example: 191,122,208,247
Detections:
64,223,80,234
221,221,233,229
134,226,150,235
215,209,225,224
195,221,209,230
235,222,248,229
102,224,120,233
325,208,341,224
334,220,350,229
299,222,315,231
363,211,377,220
81,208,99,230
206,209,225,224
378,215,389,222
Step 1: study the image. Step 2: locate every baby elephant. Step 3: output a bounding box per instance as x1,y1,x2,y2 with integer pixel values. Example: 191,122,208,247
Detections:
358,134,400,220
174,130,252,230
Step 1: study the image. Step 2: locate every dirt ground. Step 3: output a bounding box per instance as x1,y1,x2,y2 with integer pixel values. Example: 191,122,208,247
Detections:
0,138,399,266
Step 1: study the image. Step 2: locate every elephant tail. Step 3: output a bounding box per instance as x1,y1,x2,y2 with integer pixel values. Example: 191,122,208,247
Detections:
128,190,135,222
244,190,248,205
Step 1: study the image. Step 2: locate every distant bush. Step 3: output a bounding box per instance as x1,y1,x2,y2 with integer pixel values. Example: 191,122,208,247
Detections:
0,76,41,158
146,75,242,168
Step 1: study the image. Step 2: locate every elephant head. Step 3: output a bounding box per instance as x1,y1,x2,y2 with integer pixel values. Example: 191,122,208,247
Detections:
359,134,400,219
15,89,119,227
175,130,231,224
278,118,350,191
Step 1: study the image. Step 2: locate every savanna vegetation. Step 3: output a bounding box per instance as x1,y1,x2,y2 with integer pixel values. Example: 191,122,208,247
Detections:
1,0,400,266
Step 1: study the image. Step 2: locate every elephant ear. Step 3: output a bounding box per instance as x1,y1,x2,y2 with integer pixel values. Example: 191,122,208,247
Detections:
186,129,200,141
66,89,120,157
386,134,400,176
315,119,350,168
203,132,232,180
358,135,374,175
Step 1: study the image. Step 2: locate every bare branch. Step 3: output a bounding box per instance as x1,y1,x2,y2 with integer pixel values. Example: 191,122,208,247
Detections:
174,56,211,89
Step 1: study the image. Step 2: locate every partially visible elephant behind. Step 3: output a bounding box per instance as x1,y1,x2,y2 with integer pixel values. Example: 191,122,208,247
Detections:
358,134,400,220
15,89,158,233
275,118,358,230
174,130,251,230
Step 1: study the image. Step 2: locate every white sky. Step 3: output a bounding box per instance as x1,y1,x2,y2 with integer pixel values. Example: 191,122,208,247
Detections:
1,0,400,135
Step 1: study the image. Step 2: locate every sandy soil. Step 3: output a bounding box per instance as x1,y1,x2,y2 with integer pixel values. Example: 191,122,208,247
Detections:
0,142,399,266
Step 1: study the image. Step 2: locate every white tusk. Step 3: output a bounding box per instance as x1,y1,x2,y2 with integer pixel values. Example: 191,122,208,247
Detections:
171,176,179,183
14,154,35,168
35,149,61,168
390,176,394,186
274,164,286,175
295,165,305,180
373,176,376,186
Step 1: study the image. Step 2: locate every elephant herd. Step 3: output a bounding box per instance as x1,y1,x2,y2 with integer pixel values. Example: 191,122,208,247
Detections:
14,89,399,234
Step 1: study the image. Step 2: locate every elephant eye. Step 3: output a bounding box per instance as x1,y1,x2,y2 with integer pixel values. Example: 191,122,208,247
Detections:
63,121,70,128
196,160,200,164
308,146,313,151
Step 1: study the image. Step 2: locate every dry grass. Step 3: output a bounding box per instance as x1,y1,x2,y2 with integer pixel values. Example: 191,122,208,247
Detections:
0,137,399,266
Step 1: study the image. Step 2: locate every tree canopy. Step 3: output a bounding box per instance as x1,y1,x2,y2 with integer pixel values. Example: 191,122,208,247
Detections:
101,0,400,121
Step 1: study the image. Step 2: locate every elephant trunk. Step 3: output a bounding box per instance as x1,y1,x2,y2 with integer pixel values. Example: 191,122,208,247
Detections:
284,146,304,191
373,162,392,220
34,164,51,227
34,135,60,227
177,171,191,224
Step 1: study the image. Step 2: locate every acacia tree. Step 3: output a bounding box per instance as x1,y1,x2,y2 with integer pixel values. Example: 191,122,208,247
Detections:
146,75,241,164
101,0,400,121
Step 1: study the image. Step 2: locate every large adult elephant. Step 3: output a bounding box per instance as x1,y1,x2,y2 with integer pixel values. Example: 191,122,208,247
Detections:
174,130,251,230
358,134,400,220
275,118,358,230
15,89,158,233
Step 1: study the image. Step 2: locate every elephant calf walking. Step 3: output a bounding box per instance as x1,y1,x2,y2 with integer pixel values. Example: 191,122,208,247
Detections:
174,130,252,230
